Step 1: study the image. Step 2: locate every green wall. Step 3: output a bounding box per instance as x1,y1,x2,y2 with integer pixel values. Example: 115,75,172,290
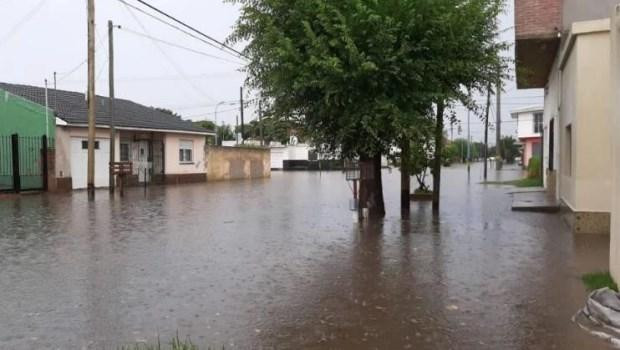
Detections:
0,88,56,139
0,88,55,191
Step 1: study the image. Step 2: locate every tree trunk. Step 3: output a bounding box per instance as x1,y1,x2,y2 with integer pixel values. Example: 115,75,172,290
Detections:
359,154,386,219
432,101,445,213
400,139,410,213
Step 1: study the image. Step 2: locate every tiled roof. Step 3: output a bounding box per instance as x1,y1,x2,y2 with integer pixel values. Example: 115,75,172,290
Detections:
0,82,213,134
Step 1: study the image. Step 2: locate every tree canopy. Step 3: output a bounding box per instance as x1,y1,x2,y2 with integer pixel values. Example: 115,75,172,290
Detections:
229,0,507,215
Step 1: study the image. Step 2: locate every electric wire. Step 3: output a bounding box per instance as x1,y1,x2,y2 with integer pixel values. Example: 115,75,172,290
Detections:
119,27,245,65
116,0,246,62
0,0,46,48
120,0,216,103
134,0,246,59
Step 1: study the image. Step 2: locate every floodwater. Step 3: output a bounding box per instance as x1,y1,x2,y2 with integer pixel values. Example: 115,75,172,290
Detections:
0,163,611,349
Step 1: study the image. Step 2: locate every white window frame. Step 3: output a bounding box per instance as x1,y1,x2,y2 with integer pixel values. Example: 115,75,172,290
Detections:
533,113,543,134
179,140,194,164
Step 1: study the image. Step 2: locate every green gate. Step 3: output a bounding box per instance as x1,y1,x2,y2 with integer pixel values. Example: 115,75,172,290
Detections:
0,134,52,192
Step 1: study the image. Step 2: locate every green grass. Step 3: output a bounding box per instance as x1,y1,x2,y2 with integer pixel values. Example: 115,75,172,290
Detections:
481,177,543,188
118,335,220,350
582,272,618,292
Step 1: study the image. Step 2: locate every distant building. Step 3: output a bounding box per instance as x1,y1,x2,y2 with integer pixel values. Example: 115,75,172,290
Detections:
511,106,543,168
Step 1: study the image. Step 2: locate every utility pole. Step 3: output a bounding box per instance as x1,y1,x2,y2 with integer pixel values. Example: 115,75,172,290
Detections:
496,71,502,170
53,72,57,109
259,100,264,147
108,20,117,193
467,100,471,176
235,115,239,145
239,86,245,144
483,84,491,181
87,0,96,199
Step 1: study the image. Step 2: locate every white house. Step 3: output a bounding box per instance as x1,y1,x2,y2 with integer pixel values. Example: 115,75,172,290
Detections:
0,83,214,190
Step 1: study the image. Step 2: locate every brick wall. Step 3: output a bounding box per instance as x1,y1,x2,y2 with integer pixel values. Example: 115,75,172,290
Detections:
515,0,562,39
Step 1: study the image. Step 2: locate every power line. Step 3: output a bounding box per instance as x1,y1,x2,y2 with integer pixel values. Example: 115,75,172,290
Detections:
119,27,245,65
0,0,46,48
115,0,246,61
134,0,246,59
120,0,216,103
57,26,109,82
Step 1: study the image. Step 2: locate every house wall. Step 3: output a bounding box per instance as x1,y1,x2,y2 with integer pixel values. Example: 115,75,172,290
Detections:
0,88,55,139
164,133,206,175
574,30,612,214
515,0,562,39
522,138,542,167
563,0,618,31
609,3,620,285
559,40,578,211
516,112,542,139
270,144,311,169
55,126,210,188
54,126,119,190
543,55,562,198
207,146,270,181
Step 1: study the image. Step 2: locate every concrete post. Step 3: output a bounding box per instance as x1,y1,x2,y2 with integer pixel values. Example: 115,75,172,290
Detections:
609,4,620,282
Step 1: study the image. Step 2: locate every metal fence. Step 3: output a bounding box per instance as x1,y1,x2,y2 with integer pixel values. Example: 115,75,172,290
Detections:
0,134,54,192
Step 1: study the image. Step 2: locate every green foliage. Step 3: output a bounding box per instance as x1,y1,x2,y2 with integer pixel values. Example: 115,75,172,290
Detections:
583,272,618,292
527,156,542,179
156,108,182,119
482,178,542,187
228,0,507,159
237,117,296,144
447,138,487,162
217,124,235,142
489,136,520,164
118,335,204,350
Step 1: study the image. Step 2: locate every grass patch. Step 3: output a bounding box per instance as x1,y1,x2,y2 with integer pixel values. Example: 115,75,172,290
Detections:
118,335,222,350
481,177,543,188
582,272,618,292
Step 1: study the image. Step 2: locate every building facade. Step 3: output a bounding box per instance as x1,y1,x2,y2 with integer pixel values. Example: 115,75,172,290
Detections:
0,82,214,191
515,0,616,234
511,106,543,168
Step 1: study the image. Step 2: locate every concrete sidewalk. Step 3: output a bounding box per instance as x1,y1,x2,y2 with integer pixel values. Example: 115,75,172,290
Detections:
511,190,561,213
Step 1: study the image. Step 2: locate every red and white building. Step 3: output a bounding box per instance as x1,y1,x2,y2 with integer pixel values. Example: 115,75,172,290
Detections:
511,106,543,168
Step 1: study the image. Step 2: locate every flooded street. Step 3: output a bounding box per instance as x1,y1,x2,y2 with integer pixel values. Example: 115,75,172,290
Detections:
0,163,611,349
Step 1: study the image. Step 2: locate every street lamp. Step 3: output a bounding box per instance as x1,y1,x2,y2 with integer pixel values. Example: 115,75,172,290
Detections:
214,101,227,145
214,101,237,146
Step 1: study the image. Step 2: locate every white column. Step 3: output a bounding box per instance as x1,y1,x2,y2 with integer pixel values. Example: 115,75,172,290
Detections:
609,4,620,281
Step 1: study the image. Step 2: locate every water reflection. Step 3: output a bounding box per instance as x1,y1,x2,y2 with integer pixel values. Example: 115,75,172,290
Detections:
0,164,611,349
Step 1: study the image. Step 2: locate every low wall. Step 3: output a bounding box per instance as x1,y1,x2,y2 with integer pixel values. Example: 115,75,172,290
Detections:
207,146,271,181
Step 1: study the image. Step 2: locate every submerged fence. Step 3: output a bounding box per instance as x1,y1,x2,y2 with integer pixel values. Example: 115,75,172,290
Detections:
0,134,54,192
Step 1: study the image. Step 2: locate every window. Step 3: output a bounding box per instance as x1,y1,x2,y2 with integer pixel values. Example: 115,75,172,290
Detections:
534,113,543,134
565,125,572,176
81,140,99,150
179,140,193,163
120,143,130,162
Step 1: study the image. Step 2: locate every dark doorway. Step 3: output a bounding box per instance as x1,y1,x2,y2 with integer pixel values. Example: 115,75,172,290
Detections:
549,118,555,171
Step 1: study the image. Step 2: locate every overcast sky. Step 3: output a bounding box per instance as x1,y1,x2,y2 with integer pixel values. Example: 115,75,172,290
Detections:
1,0,543,142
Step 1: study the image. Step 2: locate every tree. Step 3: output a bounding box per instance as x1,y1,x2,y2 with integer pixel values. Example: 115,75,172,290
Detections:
229,0,438,218
217,124,235,144
489,136,519,164
155,107,182,118
416,0,507,213
229,0,506,218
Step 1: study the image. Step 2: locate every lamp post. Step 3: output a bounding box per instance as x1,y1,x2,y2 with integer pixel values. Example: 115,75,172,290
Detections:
214,101,227,145
214,101,238,145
